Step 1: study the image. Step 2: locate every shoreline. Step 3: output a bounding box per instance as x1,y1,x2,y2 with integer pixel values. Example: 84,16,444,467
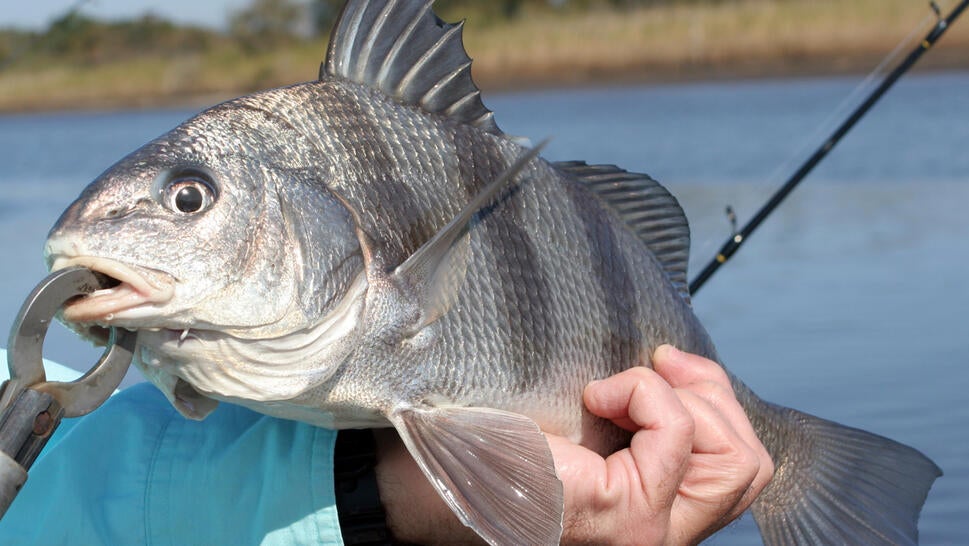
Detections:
477,49,969,92
3,0,968,114
4,52,967,116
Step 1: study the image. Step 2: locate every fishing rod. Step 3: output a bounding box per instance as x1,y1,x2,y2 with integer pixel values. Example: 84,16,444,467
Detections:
689,0,969,295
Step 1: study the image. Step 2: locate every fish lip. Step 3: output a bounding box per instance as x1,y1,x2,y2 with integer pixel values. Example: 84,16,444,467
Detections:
49,256,175,324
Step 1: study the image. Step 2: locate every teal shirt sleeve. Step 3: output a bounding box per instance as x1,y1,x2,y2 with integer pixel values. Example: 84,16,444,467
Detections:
0,349,344,545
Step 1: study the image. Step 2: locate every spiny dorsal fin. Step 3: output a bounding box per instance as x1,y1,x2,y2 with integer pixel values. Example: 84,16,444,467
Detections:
322,0,501,135
557,161,692,303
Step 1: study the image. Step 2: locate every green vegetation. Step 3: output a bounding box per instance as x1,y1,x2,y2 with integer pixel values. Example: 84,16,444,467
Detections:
1,0,967,112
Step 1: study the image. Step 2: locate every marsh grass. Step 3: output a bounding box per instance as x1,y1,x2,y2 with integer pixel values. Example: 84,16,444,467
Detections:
464,0,969,88
1,0,966,112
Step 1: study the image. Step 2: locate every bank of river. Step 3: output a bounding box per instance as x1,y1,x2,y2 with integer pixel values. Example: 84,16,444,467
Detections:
2,0,968,112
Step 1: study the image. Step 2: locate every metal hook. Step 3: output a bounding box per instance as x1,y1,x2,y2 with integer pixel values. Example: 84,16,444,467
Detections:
0,266,135,518
1,267,135,417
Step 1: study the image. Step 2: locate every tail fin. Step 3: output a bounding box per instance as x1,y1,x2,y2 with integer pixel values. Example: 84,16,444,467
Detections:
748,401,941,545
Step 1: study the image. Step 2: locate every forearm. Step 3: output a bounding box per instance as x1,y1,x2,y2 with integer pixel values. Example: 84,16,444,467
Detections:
373,428,485,545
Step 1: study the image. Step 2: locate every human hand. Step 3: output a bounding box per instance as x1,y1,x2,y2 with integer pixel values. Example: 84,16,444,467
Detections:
374,345,773,545
549,344,774,545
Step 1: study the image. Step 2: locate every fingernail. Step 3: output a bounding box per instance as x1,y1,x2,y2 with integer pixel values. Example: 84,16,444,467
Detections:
655,344,682,360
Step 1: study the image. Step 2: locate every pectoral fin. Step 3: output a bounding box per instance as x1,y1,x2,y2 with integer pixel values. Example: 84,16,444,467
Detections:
394,142,547,329
390,405,563,546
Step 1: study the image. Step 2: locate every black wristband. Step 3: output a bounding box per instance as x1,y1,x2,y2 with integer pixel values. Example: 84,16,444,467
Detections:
334,429,397,545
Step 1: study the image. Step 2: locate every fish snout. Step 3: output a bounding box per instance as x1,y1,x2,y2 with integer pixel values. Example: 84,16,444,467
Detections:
45,252,176,325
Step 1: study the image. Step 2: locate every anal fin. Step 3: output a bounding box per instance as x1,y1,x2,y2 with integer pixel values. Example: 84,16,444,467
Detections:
390,405,563,546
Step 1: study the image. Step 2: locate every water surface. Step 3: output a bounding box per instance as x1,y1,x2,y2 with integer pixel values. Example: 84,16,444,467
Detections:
1,71,966,544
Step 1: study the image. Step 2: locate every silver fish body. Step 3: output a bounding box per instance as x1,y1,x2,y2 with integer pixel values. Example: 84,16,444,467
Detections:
256,80,712,432
45,1,940,545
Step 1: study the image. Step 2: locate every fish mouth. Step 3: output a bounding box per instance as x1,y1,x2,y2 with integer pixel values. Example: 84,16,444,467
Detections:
49,256,176,327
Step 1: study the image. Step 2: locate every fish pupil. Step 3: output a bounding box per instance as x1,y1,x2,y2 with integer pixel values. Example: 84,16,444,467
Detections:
175,185,204,213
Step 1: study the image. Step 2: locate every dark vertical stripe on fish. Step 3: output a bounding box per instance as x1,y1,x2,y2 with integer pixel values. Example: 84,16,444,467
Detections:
473,144,556,389
317,83,439,265
568,183,642,368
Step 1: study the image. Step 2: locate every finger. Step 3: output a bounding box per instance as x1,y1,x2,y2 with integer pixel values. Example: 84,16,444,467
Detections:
666,390,764,542
653,346,760,456
677,379,775,515
674,389,748,456
584,366,687,433
544,434,610,544
653,345,773,472
653,344,774,505
585,368,697,513
652,344,733,393
674,388,762,519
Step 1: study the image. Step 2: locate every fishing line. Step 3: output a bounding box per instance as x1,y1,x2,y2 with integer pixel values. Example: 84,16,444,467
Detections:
755,6,939,194
687,3,936,277
689,0,969,295
701,6,940,249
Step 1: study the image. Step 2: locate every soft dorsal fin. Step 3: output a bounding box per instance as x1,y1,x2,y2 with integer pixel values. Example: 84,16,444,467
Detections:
322,0,501,135
556,161,692,303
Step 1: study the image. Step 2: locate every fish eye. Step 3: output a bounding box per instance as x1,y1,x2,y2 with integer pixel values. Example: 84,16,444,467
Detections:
162,171,217,214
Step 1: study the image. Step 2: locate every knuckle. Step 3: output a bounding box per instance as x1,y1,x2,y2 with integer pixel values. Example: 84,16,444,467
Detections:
703,365,733,390
614,367,658,395
668,407,696,441
692,380,725,399
690,380,734,409
736,445,762,484
720,440,762,488
756,446,776,489
626,365,657,381
678,351,731,383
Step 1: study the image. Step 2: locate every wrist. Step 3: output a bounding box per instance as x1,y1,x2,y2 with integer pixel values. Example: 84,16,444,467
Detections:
334,429,397,545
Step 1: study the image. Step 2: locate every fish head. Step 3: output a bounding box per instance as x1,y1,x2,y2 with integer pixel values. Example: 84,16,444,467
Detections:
45,100,366,416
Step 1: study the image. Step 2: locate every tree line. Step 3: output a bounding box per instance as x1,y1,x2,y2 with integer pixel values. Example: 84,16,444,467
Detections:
0,0,762,68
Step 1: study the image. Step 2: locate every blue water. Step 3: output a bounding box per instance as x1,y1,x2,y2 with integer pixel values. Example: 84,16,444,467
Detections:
1,71,967,544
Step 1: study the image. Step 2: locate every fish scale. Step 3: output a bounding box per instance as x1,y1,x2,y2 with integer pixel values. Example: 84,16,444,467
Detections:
42,1,941,545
